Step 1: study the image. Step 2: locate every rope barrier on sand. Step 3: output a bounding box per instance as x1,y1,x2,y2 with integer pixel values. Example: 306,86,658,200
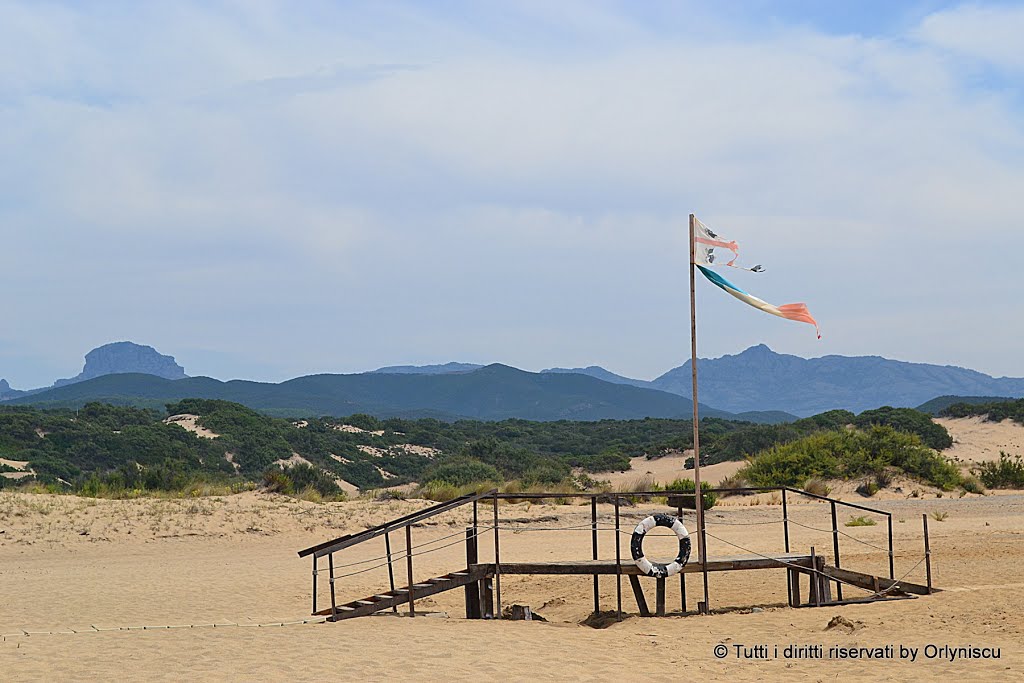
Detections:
1,618,327,641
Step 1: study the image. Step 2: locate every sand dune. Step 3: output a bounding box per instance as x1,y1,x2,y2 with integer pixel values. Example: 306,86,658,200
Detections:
936,416,1024,463
164,414,221,440
601,452,744,489
1,489,1021,680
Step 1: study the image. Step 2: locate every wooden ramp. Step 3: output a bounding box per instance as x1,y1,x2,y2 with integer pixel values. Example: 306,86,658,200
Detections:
314,567,490,621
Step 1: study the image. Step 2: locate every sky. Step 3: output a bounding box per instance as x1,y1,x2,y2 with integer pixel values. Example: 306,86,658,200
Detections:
2,1,1023,388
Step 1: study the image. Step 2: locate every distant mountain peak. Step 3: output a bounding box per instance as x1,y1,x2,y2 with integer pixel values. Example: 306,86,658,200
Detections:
53,341,187,387
0,379,9,392
653,345,1024,416
372,362,484,375
740,343,773,355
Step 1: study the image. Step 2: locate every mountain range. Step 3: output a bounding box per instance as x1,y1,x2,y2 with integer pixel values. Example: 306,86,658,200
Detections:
3,341,1023,421
5,364,746,422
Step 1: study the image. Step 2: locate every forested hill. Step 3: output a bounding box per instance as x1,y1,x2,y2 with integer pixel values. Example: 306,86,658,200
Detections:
7,364,752,422
0,400,956,496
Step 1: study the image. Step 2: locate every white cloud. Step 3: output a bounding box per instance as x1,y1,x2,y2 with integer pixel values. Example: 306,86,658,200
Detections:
915,3,1024,71
0,1,1022,386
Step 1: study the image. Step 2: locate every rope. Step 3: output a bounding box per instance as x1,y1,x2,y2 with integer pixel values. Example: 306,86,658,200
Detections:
323,523,495,571
329,526,495,581
1,618,326,641
496,523,622,532
783,518,893,554
700,528,927,600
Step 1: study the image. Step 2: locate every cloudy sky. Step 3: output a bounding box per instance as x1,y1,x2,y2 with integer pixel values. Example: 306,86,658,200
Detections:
2,1,1022,387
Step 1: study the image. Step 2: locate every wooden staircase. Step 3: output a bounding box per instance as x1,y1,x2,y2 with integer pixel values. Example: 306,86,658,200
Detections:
314,567,490,621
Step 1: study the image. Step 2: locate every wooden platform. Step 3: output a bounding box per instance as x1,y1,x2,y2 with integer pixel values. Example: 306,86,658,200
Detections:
473,553,815,576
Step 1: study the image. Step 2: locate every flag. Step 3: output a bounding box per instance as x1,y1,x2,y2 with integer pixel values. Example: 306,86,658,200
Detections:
692,217,820,338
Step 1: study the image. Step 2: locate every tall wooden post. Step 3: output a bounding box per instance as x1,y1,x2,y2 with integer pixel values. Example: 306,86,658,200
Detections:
689,213,710,614
405,525,415,617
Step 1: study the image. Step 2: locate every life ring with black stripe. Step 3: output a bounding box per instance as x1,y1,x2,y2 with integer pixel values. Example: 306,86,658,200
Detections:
630,513,691,578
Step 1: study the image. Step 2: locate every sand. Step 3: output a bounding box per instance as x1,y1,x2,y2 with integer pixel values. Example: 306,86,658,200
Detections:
2,488,1021,681
2,418,1022,680
602,452,745,489
163,414,222,439
936,417,1024,464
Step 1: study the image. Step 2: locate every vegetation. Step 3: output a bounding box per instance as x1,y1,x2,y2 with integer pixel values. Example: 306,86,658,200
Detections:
0,397,975,500
660,478,717,510
943,398,1024,426
975,453,1024,489
852,407,953,450
845,515,877,527
917,395,1016,415
736,426,965,491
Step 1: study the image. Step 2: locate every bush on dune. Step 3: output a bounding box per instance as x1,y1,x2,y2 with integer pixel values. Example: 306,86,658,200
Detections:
738,426,964,491
975,453,1024,489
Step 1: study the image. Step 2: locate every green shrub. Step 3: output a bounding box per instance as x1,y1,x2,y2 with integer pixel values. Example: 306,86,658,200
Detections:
975,453,1024,489
803,478,831,497
845,515,877,527
422,457,500,487
661,478,717,510
853,407,953,450
961,476,985,494
855,480,879,497
417,480,461,502
285,464,342,498
737,426,963,490
262,468,294,494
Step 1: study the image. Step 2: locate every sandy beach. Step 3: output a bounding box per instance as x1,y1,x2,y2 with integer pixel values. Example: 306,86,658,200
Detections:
2,485,1021,681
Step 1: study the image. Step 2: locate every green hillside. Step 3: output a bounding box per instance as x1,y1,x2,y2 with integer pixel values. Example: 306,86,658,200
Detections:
939,397,1024,426
8,365,737,422
0,399,961,499
916,395,1016,415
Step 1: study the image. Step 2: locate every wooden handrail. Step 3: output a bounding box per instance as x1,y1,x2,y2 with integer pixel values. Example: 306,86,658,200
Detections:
297,489,496,559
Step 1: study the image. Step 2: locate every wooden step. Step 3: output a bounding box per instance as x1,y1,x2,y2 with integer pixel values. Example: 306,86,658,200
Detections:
318,566,488,621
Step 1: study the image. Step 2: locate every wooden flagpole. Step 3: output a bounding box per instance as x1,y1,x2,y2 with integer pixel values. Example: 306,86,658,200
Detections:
689,213,711,614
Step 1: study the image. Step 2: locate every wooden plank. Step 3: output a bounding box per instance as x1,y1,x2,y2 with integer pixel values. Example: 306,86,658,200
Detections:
820,565,935,596
655,578,666,617
475,555,813,576
315,567,487,617
628,575,651,616
482,578,494,619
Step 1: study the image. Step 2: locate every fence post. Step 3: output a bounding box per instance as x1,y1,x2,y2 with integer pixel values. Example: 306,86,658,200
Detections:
678,504,686,613
493,491,501,618
614,498,622,621
809,546,820,607
328,552,338,620
887,515,895,580
405,525,415,617
830,501,842,601
465,527,481,618
385,531,398,612
923,513,933,594
781,488,790,552
312,555,318,615
591,496,599,614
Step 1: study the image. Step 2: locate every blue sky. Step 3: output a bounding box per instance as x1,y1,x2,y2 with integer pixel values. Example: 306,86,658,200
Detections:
2,1,1023,387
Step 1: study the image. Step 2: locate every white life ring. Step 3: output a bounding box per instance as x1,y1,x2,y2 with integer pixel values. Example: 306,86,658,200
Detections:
630,513,691,578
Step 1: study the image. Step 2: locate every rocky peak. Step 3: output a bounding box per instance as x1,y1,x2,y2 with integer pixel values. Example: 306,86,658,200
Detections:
53,342,188,387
